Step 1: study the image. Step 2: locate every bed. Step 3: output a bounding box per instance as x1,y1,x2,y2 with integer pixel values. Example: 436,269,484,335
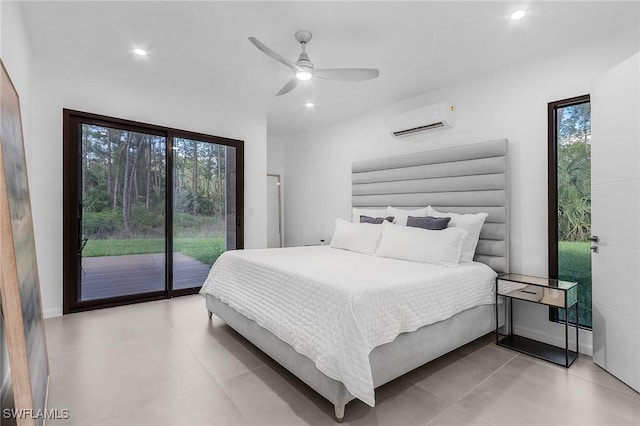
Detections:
201,139,509,421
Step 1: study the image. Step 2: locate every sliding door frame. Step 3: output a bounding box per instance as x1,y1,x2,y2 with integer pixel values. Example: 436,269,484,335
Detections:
63,109,244,314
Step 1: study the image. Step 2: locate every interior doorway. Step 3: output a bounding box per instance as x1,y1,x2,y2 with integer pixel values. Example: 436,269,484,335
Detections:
267,174,282,248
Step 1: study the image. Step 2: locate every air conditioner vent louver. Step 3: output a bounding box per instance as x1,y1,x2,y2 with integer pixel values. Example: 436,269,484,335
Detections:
392,121,447,137
389,102,455,138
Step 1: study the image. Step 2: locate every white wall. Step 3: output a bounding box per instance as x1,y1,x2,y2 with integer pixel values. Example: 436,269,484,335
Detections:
282,29,639,354
30,57,267,318
1,1,32,165
268,135,285,176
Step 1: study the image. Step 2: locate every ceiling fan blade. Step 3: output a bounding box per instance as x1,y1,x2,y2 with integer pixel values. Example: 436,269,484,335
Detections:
248,37,301,72
275,77,299,96
314,68,379,81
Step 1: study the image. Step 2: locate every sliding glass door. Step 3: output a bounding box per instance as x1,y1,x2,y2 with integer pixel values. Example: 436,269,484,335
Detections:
63,110,243,313
171,137,239,291
79,125,167,301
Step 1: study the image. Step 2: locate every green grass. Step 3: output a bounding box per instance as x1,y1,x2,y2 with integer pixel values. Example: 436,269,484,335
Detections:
82,237,225,266
558,241,592,327
82,210,224,239
175,237,225,265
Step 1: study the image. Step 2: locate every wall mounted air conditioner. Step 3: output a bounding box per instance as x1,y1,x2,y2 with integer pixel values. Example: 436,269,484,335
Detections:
390,102,455,138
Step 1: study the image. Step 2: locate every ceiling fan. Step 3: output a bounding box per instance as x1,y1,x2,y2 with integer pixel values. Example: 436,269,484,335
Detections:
248,30,380,96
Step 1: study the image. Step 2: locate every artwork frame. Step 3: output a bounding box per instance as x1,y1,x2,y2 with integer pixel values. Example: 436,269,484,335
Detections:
1,277,17,426
0,59,49,426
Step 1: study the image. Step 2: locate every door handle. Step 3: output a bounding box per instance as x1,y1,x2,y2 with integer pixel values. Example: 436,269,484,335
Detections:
589,236,599,243
77,217,83,254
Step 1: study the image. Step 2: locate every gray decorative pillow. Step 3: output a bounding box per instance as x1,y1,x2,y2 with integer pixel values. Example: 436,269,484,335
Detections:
407,215,451,230
360,215,395,224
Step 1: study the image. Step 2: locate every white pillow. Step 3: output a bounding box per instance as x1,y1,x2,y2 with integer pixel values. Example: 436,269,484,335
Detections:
426,206,488,263
351,207,388,223
330,218,382,254
386,206,429,226
375,221,467,266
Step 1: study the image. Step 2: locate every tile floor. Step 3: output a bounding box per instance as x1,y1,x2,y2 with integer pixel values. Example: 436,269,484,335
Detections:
45,295,640,425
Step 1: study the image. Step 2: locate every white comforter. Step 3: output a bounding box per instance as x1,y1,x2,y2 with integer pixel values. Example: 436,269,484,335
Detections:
200,246,497,406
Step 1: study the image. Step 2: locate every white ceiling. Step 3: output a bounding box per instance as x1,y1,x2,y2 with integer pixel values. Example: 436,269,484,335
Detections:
21,1,640,137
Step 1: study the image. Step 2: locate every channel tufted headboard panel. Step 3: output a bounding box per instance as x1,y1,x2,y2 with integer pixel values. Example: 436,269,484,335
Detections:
351,139,509,274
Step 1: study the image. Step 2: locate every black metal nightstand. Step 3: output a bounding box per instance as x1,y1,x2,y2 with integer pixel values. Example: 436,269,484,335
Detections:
496,273,579,367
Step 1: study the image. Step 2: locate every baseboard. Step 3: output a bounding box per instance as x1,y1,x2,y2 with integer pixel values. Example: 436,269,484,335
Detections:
513,323,593,356
43,307,62,319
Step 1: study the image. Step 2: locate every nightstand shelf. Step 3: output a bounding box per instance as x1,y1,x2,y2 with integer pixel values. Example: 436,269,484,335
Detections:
495,273,579,368
498,334,578,366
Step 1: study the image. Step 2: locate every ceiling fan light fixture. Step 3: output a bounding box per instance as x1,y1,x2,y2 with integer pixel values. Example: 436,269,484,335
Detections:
510,9,527,20
248,31,379,96
296,70,313,81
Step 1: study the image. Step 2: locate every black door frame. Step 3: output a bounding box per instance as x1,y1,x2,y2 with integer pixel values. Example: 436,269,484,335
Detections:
63,109,244,314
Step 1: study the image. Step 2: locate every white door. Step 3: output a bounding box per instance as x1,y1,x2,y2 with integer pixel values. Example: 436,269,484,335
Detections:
267,175,282,248
591,52,639,392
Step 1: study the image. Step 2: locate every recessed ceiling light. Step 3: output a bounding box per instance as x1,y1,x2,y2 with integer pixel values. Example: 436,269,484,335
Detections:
305,102,315,108
133,48,148,56
510,9,527,20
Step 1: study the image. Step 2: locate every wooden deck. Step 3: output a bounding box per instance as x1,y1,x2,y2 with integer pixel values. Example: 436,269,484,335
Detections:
81,252,211,301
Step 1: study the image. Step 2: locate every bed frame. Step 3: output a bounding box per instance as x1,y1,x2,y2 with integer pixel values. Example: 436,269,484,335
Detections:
206,139,509,421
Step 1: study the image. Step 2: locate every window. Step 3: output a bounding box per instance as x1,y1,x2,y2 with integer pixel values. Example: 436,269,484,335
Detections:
548,95,592,328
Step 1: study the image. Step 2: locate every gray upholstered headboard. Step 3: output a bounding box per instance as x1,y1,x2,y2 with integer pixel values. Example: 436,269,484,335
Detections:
351,139,509,274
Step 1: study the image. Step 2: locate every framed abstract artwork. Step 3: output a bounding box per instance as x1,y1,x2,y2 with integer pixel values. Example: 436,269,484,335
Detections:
0,60,49,426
